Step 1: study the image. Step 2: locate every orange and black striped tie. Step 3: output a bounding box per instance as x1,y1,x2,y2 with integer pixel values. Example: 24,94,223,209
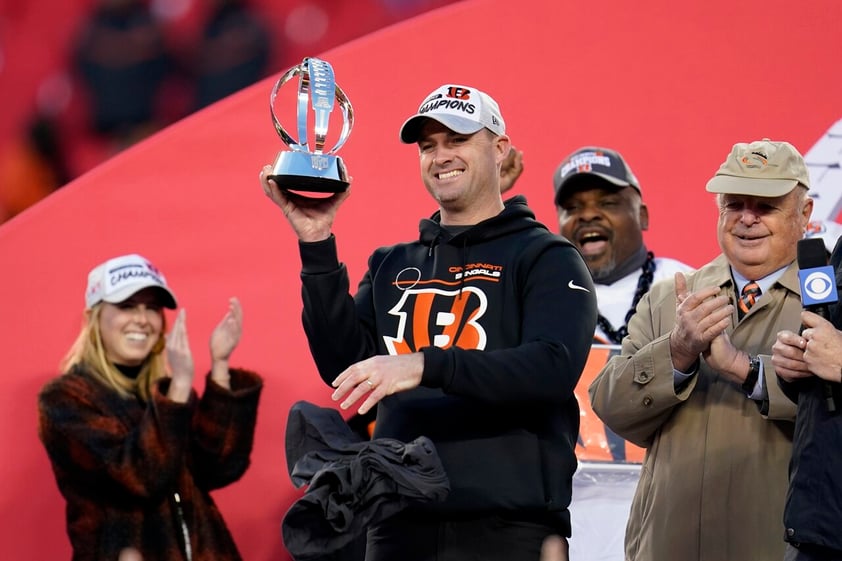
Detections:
738,281,761,319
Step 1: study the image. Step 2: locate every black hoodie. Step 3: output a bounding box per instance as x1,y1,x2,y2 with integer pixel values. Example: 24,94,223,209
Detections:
297,195,597,535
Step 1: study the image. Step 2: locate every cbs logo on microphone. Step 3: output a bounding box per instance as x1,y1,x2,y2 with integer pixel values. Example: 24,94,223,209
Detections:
799,265,839,306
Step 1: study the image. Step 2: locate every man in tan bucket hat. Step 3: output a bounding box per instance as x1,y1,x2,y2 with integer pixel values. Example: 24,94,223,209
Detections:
590,138,812,560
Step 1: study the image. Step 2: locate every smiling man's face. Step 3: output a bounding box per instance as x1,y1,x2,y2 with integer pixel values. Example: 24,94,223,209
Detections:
717,187,812,280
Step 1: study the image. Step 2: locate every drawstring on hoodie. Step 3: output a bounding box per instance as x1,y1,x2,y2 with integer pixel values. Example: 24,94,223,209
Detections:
458,237,469,295
419,196,540,297
428,233,439,257
426,230,469,295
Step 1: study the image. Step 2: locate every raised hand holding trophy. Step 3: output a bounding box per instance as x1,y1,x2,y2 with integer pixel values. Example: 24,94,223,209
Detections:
268,57,353,194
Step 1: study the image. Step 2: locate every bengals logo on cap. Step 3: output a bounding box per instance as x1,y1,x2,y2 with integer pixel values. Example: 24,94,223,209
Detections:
741,150,774,169
445,86,471,100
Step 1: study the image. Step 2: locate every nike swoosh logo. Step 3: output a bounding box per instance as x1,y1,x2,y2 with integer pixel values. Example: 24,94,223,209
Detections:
568,280,590,293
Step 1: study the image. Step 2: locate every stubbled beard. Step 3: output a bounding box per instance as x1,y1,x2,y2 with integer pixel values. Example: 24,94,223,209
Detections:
588,255,616,283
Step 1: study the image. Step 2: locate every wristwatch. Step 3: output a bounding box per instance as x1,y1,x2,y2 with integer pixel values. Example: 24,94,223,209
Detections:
742,354,761,394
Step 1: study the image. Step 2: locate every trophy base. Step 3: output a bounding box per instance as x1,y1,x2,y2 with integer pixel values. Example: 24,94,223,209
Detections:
269,151,349,194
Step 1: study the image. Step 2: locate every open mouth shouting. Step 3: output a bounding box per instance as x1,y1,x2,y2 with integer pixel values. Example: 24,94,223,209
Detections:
576,229,611,256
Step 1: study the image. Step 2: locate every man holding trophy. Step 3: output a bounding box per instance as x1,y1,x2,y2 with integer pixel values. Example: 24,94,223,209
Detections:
261,63,596,560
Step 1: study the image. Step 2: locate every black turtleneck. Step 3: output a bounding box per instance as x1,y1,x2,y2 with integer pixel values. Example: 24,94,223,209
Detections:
593,244,648,285
114,363,142,380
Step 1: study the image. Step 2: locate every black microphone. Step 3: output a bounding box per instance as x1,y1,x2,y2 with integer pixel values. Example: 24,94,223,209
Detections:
797,237,839,412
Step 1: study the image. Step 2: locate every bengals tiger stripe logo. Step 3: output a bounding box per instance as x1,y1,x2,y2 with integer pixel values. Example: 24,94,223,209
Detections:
446,86,471,100
383,286,488,355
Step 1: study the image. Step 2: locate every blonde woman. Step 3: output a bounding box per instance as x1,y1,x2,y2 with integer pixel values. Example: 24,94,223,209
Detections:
38,254,262,561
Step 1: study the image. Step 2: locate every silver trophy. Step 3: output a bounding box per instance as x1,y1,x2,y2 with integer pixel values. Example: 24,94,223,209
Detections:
268,57,353,193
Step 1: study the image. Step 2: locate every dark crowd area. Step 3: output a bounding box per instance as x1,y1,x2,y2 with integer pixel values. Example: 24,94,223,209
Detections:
0,0,462,224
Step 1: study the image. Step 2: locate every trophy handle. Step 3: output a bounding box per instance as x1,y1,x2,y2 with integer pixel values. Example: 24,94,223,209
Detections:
331,85,354,155
270,64,302,150
269,58,354,155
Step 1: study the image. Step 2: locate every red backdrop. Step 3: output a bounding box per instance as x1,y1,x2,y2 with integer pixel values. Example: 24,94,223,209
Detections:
2,0,842,559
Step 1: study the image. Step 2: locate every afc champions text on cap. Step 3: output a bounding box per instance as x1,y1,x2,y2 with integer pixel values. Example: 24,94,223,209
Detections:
553,147,640,205
85,254,177,310
399,84,505,144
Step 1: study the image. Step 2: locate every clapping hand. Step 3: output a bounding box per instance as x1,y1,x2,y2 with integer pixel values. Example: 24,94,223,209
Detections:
669,272,733,372
166,309,194,403
210,298,242,362
209,298,243,389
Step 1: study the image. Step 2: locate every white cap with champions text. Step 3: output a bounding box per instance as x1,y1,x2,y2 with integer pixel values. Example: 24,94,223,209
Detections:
399,84,505,144
85,253,177,309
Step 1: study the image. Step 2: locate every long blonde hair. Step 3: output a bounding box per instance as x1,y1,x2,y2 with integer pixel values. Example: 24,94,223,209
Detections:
60,304,169,401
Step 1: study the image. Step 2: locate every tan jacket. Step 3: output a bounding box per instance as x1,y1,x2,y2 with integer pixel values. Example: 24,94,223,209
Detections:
589,254,799,561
